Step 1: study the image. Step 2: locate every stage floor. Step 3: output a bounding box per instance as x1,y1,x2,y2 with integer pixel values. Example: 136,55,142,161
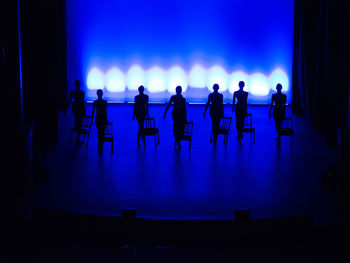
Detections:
32,104,340,222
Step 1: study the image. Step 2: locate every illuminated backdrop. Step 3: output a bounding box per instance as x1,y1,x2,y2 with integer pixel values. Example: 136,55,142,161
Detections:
67,0,294,103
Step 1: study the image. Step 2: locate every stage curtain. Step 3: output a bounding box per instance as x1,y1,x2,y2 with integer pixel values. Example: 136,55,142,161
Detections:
292,0,350,147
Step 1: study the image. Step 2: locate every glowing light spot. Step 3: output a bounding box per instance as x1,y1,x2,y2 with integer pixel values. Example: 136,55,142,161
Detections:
207,66,228,92
228,71,250,94
269,68,289,92
127,65,145,91
87,67,104,90
167,66,188,93
146,67,166,93
250,73,270,96
105,67,126,92
188,64,207,88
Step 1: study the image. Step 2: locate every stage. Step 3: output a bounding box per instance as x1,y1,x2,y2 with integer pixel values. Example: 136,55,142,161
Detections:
31,104,340,223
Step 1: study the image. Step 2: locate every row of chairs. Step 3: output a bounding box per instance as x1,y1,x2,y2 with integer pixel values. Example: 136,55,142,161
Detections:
69,114,294,155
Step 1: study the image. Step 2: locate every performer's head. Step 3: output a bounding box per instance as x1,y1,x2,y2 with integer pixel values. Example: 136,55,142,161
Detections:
276,83,282,92
97,89,103,99
176,86,182,95
239,81,245,90
75,80,81,89
213,84,219,91
138,85,144,94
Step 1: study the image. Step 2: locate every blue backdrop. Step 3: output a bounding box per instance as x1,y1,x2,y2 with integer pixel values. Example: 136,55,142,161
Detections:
67,0,294,103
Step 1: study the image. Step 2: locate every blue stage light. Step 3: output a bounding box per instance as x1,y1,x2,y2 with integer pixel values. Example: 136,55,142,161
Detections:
189,65,207,88
127,65,145,91
87,67,104,90
269,68,289,92
105,67,126,92
68,0,293,103
228,71,250,94
250,73,270,96
146,67,166,93
207,65,228,92
167,66,188,93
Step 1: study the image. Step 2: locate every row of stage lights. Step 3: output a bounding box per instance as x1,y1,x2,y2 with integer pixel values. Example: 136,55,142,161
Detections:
87,65,289,96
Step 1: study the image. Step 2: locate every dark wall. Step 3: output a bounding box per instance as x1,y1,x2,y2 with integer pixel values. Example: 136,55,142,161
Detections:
20,0,67,150
1,1,22,126
292,0,350,146
1,0,29,224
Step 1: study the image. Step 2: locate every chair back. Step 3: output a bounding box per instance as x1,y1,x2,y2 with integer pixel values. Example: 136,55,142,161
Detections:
145,117,156,129
82,116,92,129
184,122,193,136
282,118,293,129
219,117,232,130
244,114,252,128
104,122,113,136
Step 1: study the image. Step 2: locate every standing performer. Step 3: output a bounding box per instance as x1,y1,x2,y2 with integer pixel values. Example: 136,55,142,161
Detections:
163,86,187,151
232,81,248,139
64,80,86,143
203,84,224,146
133,85,149,146
269,83,287,148
92,89,108,155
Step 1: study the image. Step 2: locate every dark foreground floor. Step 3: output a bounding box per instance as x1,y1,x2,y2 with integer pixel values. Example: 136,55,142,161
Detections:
31,104,340,223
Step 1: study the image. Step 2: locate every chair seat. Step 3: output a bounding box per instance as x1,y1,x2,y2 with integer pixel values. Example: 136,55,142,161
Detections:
280,129,294,136
71,127,90,134
143,128,159,136
216,128,229,134
242,127,255,132
182,134,192,140
103,136,113,142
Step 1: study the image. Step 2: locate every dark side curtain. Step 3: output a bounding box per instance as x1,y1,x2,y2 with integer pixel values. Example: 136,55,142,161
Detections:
292,0,350,147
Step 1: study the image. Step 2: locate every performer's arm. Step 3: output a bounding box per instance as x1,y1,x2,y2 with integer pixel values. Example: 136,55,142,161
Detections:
232,93,236,112
269,97,274,118
163,97,173,119
203,94,211,117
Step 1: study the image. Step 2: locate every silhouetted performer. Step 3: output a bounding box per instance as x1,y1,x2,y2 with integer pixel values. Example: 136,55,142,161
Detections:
64,80,86,143
203,84,224,145
163,86,187,151
133,85,149,146
232,81,248,139
269,84,286,147
92,89,108,155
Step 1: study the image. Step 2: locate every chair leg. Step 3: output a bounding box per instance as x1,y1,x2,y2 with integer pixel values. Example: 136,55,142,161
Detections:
69,129,73,144
227,133,230,149
157,132,160,145
111,139,114,156
250,132,252,148
154,134,157,149
254,131,256,144
189,138,192,153
86,133,90,151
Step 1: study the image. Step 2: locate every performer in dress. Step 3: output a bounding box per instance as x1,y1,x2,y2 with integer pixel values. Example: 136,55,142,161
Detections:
133,85,149,146
269,83,287,148
232,81,248,139
163,86,187,151
203,84,224,146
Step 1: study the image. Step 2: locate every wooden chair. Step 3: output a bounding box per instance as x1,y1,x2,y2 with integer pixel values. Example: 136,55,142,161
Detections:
182,122,193,152
240,114,255,147
212,117,232,150
103,122,114,156
69,115,92,151
280,117,295,150
142,117,160,150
